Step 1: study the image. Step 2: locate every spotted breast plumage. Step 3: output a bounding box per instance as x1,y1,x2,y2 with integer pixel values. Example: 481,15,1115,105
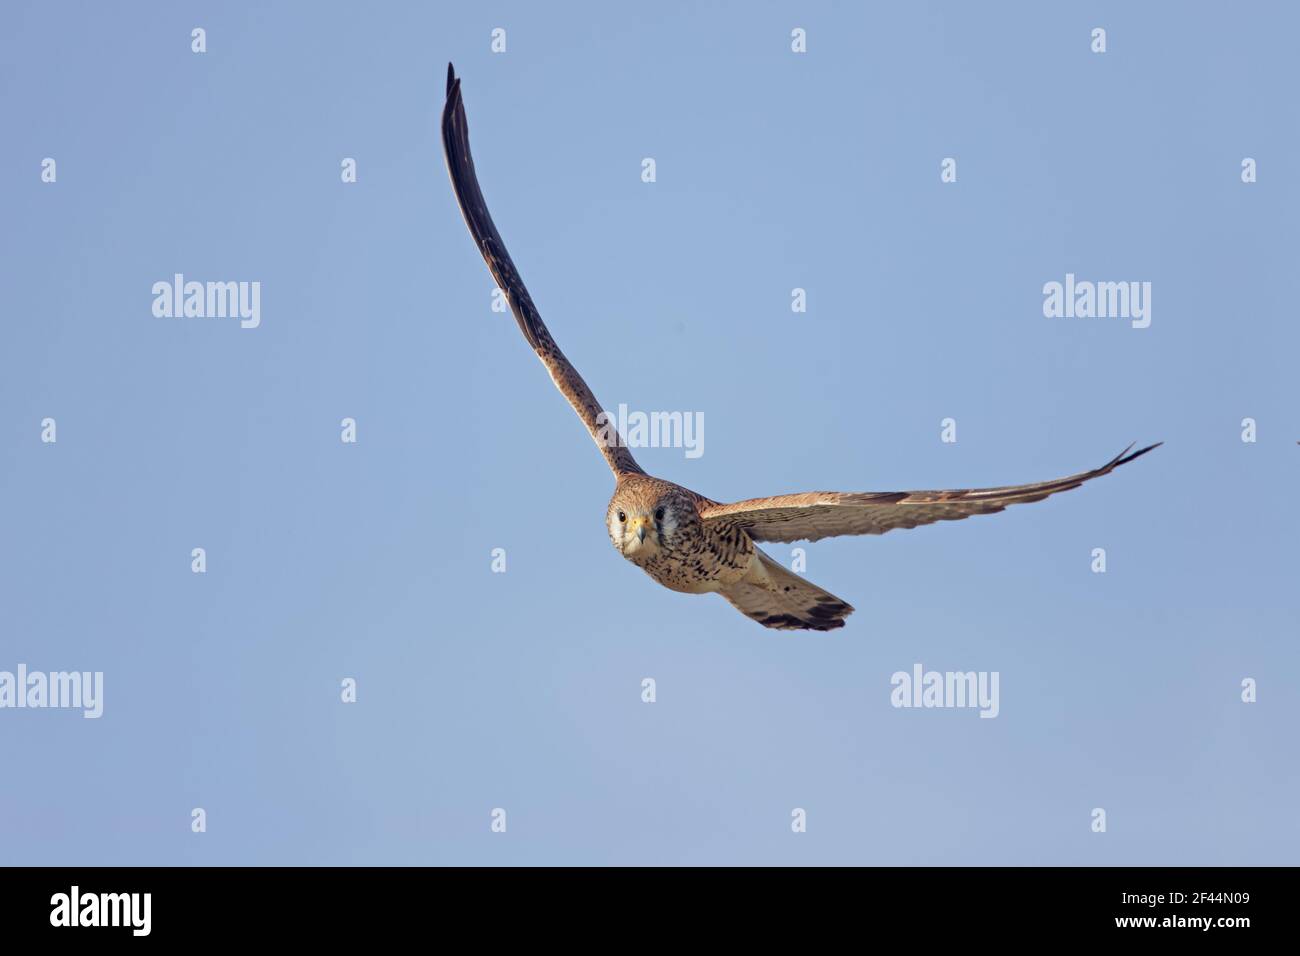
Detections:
440,64,1160,632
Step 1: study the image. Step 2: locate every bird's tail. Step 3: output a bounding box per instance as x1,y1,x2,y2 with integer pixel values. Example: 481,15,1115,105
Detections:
718,549,854,632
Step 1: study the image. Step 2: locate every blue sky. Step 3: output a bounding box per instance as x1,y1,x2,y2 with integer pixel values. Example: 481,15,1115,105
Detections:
1,1,1296,865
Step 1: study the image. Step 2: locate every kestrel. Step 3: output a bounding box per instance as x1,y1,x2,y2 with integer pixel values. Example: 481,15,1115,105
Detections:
441,65,1159,631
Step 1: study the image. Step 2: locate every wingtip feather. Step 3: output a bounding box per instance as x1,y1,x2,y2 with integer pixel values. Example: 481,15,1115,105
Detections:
440,70,463,135
1111,441,1162,470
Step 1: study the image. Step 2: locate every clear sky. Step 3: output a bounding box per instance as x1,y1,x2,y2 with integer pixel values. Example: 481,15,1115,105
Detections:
2,1,1297,865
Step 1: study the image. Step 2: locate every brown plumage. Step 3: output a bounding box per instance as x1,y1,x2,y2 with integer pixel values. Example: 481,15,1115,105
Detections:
440,64,1160,632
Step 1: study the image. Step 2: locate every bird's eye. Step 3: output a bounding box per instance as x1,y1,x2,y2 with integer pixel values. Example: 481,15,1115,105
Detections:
655,508,665,522
617,511,626,523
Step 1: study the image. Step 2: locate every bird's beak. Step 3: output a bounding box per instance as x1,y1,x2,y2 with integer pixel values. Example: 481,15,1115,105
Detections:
631,515,652,544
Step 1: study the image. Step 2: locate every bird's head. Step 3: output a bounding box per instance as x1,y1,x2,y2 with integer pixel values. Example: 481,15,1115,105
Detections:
607,484,693,560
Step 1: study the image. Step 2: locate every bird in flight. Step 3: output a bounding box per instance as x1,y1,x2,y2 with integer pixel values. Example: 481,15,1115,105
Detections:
440,64,1159,631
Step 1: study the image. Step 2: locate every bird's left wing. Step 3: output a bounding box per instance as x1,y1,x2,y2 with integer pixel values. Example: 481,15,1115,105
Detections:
698,443,1160,543
441,64,643,477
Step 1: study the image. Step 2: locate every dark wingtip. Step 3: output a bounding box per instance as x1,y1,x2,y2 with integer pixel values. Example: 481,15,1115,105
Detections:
1111,441,1162,469
440,65,462,133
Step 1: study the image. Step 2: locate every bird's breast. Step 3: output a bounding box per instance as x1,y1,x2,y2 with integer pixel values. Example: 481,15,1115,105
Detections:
630,523,754,594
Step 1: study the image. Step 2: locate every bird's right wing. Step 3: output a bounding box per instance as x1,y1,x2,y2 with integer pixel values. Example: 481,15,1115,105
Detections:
441,63,643,477
699,444,1161,543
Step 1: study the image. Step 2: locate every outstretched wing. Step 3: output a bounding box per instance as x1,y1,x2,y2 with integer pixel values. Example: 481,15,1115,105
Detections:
441,64,643,477
699,444,1161,543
